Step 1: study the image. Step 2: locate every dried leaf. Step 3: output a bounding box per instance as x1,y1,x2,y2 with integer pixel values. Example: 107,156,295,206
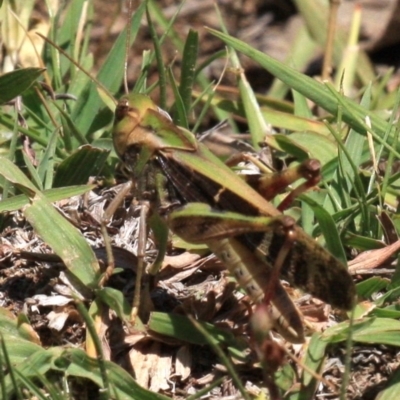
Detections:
162,252,202,269
129,341,167,389
349,240,400,273
47,310,69,331
33,294,73,307
175,345,192,381
149,350,172,392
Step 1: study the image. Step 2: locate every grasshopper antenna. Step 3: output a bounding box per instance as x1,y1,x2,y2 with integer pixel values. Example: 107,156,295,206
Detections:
124,0,133,95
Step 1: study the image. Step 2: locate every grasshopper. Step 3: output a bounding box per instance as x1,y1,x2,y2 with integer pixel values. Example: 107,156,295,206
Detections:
112,93,356,343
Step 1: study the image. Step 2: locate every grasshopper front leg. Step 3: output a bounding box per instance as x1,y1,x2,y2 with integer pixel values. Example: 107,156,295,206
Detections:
98,180,155,323
99,180,133,286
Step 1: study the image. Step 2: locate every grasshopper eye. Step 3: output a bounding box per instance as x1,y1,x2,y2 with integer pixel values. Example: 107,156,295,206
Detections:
115,99,130,122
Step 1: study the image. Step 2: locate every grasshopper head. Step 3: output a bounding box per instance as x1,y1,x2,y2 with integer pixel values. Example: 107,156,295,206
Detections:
113,93,159,165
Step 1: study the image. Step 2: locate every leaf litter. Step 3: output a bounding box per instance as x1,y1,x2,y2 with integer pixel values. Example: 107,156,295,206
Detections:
1,182,400,399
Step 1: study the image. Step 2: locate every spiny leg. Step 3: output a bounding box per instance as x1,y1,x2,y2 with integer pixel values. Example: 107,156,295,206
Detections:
130,199,151,323
275,159,321,211
250,302,286,398
231,155,355,309
249,218,297,391
228,153,321,210
99,180,133,286
129,167,171,323
262,216,297,305
248,216,299,342
99,180,154,324
168,205,305,343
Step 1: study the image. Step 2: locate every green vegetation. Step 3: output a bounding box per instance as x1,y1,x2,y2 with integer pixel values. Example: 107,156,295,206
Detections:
1,0,400,399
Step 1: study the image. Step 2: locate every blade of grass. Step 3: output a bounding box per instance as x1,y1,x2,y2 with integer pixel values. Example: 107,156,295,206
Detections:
178,29,199,115
292,333,327,400
304,195,347,264
23,191,99,290
75,300,110,399
214,5,267,150
148,0,231,122
52,145,109,187
0,184,94,213
0,157,38,193
70,1,146,135
0,337,23,400
21,152,43,191
206,28,398,153
146,2,167,109
269,25,317,99
2,108,20,199
168,67,188,128
187,315,251,400
13,369,49,400
0,68,45,104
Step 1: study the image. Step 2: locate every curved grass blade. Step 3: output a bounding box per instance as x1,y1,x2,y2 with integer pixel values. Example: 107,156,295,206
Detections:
0,184,94,213
23,192,99,290
178,29,199,116
53,145,109,187
206,28,393,146
0,68,45,104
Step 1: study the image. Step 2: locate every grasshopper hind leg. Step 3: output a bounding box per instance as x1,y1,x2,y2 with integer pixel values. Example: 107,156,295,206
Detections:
236,155,322,211
252,217,304,344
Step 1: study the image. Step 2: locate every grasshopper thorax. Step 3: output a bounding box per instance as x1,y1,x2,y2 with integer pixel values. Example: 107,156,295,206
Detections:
113,97,143,160
113,94,162,171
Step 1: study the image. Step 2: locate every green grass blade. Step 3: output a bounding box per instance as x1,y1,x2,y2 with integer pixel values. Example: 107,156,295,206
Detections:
21,152,44,191
75,300,110,399
0,157,38,193
0,184,94,213
375,368,400,400
188,316,251,400
54,102,89,147
52,145,109,187
38,126,59,190
71,1,146,136
290,333,327,400
0,68,45,104
23,192,99,290
214,7,267,150
148,312,237,347
0,337,24,400
269,25,317,99
179,29,199,114
300,194,347,264
292,90,312,118
54,0,89,79
146,2,167,107
13,369,49,400
0,110,67,159
96,288,132,323
206,28,394,146
168,67,188,128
